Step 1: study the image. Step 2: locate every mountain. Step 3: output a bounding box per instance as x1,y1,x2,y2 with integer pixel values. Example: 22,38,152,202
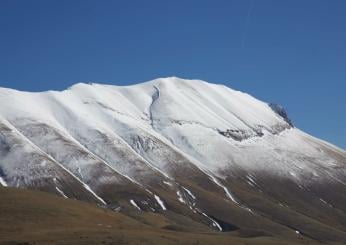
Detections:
0,77,345,243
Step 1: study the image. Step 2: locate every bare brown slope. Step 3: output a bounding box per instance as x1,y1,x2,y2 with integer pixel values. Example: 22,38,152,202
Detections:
0,187,312,245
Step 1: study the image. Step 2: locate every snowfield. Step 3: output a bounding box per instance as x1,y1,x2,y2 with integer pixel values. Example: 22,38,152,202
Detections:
0,77,345,238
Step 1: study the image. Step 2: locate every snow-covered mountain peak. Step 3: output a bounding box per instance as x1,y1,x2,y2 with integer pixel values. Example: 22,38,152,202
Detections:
1,77,346,242
0,77,292,137
66,78,292,135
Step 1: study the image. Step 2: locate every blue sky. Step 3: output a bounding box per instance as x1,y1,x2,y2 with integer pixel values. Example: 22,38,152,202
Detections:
0,0,345,149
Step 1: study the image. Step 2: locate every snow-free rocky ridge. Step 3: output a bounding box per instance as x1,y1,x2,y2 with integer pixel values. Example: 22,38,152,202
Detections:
0,77,346,243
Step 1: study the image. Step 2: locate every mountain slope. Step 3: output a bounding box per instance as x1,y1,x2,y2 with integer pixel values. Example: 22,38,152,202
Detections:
1,187,312,244
0,77,345,243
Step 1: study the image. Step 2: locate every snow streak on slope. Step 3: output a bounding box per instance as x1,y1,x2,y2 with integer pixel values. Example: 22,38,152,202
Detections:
201,212,223,231
56,186,68,198
130,199,141,211
154,195,167,210
0,177,7,187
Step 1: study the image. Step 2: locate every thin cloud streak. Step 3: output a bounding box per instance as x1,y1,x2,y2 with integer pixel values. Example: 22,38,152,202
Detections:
241,0,255,49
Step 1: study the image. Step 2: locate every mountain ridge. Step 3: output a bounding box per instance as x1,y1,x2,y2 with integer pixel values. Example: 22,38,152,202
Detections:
0,77,346,243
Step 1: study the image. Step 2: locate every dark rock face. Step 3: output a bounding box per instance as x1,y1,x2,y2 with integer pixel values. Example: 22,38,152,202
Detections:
217,128,258,141
269,103,294,127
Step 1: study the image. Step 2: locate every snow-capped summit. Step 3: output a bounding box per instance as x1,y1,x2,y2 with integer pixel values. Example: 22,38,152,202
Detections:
0,77,345,241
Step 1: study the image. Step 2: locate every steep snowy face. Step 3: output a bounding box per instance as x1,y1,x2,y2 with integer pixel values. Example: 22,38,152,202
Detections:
0,77,346,242
0,77,290,135
65,78,292,144
147,78,290,134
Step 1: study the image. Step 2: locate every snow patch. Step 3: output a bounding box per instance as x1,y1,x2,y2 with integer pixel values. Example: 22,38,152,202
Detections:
182,187,196,199
177,191,185,203
83,183,107,205
201,212,222,231
319,198,327,204
0,177,8,187
204,172,255,214
278,202,289,208
163,181,173,186
130,199,141,211
319,198,333,207
154,195,167,210
246,174,257,186
207,173,239,204
55,186,68,198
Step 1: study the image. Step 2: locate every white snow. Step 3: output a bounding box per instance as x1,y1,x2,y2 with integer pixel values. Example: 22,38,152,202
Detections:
78,167,83,179
177,191,185,204
0,177,8,187
154,195,167,210
319,198,333,207
1,119,108,205
0,78,342,181
182,187,196,199
278,202,289,208
246,174,257,187
0,77,345,213
129,199,141,211
206,172,239,204
55,186,68,198
201,212,222,231
83,183,107,205
319,198,327,204
163,181,173,186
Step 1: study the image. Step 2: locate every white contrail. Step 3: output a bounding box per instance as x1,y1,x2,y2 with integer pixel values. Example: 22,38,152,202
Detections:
241,0,255,49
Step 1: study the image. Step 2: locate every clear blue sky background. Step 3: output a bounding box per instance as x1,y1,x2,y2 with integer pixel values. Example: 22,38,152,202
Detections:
0,0,345,149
